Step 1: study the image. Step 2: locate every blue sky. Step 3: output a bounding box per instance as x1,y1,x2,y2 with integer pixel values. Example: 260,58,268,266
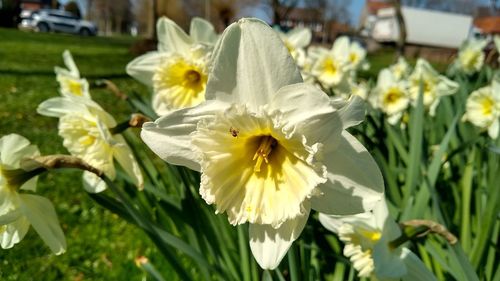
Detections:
349,0,365,25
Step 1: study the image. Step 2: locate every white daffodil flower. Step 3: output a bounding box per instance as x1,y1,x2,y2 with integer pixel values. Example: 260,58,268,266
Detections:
127,17,219,116
390,57,411,81
299,46,323,85
310,40,350,89
408,59,458,116
55,50,90,98
276,27,312,67
141,18,384,269
0,134,66,254
462,78,500,139
350,81,369,100
319,199,438,281
336,80,369,101
371,69,410,125
37,96,143,193
455,38,487,75
345,38,368,71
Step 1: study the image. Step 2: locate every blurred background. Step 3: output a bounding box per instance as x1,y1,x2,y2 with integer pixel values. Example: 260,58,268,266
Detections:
0,0,499,62
1,1,499,41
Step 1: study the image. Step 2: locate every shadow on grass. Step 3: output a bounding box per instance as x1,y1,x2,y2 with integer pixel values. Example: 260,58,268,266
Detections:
0,69,129,79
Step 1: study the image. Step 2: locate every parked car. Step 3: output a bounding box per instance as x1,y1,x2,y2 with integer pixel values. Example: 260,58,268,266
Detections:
18,9,97,36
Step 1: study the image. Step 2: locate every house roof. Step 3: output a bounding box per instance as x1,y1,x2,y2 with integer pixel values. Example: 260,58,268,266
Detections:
366,0,392,15
474,16,500,34
473,6,500,34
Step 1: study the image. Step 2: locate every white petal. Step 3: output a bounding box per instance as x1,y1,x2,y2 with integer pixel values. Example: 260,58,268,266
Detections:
311,131,384,215
337,95,366,129
87,101,117,128
319,211,377,234
0,216,30,249
488,118,499,139
82,171,108,193
141,100,228,171
287,27,312,49
318,213,344,233
19,176,38,192
19,194,66,255
0,210,22,225
270,83,342,144
62,50,80,77
206,18,302,110
190,17,218,45
126,51,164,87
435,76,459,97
332,36,350,58
249,207,310,270
369,198,402,239
113,136,144,190
377,68,396,89
37,97,88,118
157,17,193,53
401,248,438,281
0,134,40,168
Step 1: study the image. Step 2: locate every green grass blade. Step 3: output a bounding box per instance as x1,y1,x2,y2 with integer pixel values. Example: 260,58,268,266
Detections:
403,80,424,206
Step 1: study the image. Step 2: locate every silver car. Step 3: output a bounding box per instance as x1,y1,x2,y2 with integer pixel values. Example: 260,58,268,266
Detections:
19,9,97,36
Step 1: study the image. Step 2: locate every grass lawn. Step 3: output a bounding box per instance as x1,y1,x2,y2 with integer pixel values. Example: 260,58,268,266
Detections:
0,28,175,280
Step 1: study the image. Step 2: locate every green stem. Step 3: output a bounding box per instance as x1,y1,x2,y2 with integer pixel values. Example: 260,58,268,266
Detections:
287,244,299,281
238,225,251,281
460,147,475,252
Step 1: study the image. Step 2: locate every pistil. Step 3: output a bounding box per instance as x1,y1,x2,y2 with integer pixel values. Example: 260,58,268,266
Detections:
252,136,277,172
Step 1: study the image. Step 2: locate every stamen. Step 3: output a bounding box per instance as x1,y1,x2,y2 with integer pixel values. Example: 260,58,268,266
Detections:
252,136,277,172
185,70,201,84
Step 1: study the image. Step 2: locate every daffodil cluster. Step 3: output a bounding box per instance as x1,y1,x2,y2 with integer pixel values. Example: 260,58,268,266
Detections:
369,58,459,125
127,17,219,116
38,51,143,193
5,15,488,280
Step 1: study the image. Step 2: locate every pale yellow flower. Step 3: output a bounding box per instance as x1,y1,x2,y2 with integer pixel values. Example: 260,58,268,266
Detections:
127,17,218,116
142,19,384,269
276,27,312,67
0,134,66,254
320,199,438,281
390,57,411,81
371,69,410,125
151,48,209,113
55,50,90,98
463,79,500,139
456,38,487,75
408,59,458,116
310,40,350,88
346,40,368,71
37,97,143,193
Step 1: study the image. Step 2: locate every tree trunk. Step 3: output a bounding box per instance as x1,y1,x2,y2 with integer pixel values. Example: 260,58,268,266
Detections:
393,0,407,60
